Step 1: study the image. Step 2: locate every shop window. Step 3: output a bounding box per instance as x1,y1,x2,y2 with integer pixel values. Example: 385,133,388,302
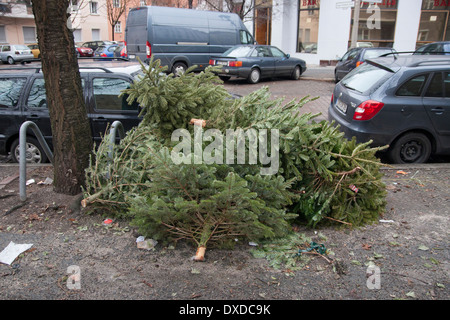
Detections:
417,0,450,49
297,0,320,53
349,1,397,48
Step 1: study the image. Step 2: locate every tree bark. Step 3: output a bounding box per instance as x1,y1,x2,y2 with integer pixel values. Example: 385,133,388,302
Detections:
31,0,93,195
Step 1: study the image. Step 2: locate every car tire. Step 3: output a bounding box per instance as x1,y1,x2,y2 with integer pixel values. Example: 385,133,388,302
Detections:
172,62,187,76
291,66,301,80
388,132,432,164
10,137,48,164
7,56,15,65
247,68,261,84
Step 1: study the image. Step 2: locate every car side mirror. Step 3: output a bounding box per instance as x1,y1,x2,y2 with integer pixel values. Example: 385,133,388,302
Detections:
286,54,290,59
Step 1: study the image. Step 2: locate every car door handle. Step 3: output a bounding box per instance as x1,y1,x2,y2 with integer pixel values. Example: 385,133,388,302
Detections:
26,114,41,120
92,117,107,122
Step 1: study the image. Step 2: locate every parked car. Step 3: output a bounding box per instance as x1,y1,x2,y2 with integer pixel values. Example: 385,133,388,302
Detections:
414,41,450,55
0,44,34,65
334,47,397,83
0,62,144,163
328,55,450,164
114,44,128,59
81,41,114,52
27,44,40,59
209,45,306,84
94,44,119,60
75,45,94,57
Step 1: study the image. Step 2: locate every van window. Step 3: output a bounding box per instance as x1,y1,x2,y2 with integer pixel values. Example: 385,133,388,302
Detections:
0,78,26,108
93,77,138,111
396,75,428,97
240,30,253,44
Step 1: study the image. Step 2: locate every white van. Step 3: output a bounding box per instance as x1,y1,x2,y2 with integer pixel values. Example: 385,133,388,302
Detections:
125,6,255,74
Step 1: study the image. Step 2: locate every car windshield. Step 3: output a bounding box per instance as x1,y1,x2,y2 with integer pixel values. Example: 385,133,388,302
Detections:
223,46,254,57
341,63,392,93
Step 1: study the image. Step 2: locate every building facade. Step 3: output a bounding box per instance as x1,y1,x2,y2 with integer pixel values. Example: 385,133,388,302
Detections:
266,0,450,65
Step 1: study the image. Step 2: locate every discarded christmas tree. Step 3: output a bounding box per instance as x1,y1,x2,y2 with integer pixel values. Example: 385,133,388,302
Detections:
82,58,387,260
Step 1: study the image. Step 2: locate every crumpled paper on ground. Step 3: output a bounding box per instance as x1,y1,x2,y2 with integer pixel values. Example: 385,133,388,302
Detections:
0,241,33,265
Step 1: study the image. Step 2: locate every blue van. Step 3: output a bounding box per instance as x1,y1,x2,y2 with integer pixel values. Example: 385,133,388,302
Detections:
125,6,255,75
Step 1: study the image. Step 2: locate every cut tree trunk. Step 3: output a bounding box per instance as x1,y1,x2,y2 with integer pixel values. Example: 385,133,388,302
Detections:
31,0,93,195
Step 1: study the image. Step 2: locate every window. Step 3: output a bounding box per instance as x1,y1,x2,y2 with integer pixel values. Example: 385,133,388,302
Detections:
0,78,26,108
23,26,36,43
140,0,146,6
445,72,450,97
114,22,122,33
297,0,320,53
73,29,82,42
113,0,121,8
349,1,398,48
425,72,444,97
270,46,286,57
417,0,450,48
27,78,47,109
240,30,253,44
92,29,100,41
93,78,138,111
26,78,85,109
0,26,6,43
396,75,428,97
90,1,98,14
342,63,392,93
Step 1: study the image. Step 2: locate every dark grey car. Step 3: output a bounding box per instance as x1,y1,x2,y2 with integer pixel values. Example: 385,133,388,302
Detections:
328,55,450,164
209,45,306,84
334,47,397,83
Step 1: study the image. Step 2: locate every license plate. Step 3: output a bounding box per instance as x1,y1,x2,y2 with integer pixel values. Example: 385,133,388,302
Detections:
217,61,228,66
336,99,347,114
129,54,136,59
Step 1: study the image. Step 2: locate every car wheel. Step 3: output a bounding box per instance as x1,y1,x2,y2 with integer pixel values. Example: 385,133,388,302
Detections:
172,62,187,76
10,137,48,164
291,66,301,80
388,132,432,164
7,56,15,65
247,68,261,84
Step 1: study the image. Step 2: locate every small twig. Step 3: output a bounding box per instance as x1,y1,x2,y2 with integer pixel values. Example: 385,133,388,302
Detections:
4,201,27,216
324,216,353,226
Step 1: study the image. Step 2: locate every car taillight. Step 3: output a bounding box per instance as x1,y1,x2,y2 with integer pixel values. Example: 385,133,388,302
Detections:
353,100,384,121
209,59,215,65
146,41,151,58
356,61,364,67
15,51,20,55
101,53,107,57
228,61,242,67
123,41,128,56
331,94,334,104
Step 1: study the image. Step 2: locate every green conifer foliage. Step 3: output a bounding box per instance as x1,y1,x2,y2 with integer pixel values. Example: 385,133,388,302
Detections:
83,58,387,259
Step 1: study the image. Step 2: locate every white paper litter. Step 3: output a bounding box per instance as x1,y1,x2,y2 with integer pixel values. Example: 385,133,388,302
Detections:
379,219,395,223
0,241,33,265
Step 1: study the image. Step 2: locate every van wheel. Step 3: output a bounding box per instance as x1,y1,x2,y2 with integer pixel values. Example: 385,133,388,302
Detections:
10,137,48,164
247,68,261,84
7,56,15,65
291,66,301,80
388,132,431,164
172,62,187,76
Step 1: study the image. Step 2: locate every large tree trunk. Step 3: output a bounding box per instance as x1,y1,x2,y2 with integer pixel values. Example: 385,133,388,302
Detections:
31,0,93,195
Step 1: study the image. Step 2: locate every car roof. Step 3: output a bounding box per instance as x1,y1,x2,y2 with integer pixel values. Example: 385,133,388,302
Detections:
0,61,144,77
366,55,450,71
